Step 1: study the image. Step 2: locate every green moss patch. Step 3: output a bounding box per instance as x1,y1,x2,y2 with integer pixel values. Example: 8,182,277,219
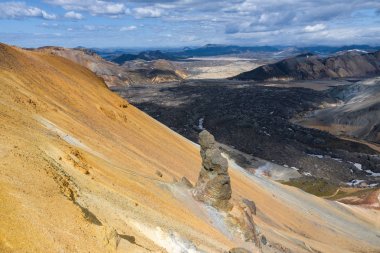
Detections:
281,177,339,197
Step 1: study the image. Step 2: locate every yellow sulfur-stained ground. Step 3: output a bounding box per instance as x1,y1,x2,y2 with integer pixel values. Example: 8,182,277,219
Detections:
0,43,379,253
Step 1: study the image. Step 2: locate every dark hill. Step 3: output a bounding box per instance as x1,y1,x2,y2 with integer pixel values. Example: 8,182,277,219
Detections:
112,50,180,64
232,50,380,81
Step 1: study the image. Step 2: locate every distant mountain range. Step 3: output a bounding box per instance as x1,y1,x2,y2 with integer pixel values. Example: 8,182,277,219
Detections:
97,44,380,65
232,50,380,81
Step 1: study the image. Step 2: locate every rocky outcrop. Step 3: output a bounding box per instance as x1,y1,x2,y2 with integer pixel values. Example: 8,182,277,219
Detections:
193,130,262,247
228,199,260,246
193,130,232,210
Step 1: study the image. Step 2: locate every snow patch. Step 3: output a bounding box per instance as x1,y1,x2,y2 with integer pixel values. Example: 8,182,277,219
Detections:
365,170,380,177
347,49,368,54
308,154,324,159
348,162,363,171
198,117,204,130
354,163,362,171
346,180,365,187
336,49,369,55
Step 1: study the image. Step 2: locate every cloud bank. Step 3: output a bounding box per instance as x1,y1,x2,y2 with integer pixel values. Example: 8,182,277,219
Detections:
0,0,379,47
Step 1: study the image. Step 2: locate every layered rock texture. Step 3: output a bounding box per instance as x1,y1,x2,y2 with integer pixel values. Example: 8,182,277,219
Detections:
233,50,380,81
194,130,232,209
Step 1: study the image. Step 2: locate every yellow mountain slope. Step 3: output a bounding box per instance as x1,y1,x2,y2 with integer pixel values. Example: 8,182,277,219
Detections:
0,43,379,253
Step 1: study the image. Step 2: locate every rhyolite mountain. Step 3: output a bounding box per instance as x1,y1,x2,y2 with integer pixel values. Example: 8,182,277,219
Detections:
232,50,380,81
34,46,185,86
297,77,380,144
2,42,380,252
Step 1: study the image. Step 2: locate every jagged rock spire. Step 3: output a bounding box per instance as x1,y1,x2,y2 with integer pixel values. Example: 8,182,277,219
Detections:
193,130,232,210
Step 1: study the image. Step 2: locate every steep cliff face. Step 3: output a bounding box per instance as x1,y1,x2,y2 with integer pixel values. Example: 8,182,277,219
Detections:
0,43,379,253
233,51,380,81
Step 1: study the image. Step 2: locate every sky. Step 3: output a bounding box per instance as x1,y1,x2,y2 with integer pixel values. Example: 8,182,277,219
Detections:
0,0,379,48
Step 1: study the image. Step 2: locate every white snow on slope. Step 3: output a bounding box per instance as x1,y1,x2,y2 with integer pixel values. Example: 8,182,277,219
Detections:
354,163,362,171
198,117,205,130
365,170,380,177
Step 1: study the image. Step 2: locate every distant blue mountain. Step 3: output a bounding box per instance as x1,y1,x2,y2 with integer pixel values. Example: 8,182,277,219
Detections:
94,44,380,65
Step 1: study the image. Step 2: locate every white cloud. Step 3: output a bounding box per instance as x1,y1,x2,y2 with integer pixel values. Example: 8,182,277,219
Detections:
120,25,137,31
42,22,59,27
133,7,164,18
0,2,56,20
3,0,380,47
83,25,112,31
180,35,198,42
304,23,327,33
64,11,83,20
84,25,96,31
46,0,128,16
90,2,126,15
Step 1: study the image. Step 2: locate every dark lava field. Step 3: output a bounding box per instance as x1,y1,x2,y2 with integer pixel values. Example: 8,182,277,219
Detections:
112,79,380,185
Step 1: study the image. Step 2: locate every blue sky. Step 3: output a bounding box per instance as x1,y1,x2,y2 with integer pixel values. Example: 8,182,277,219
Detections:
0,0,379,48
